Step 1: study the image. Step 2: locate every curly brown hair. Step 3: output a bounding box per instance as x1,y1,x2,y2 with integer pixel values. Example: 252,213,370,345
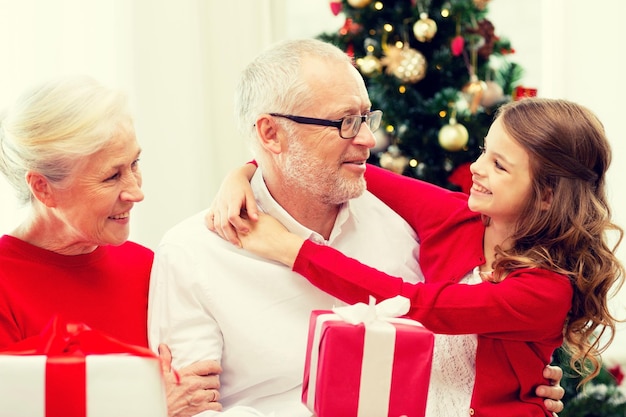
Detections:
489,98,625,386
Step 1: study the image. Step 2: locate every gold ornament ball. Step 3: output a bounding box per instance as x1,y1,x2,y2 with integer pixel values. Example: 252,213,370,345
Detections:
463,78,487,97
347,0,372,8
438,119,469,151
462,77,487,114
392,48,427,83
413,14,437,42
356,55,382,77
379,145,409,174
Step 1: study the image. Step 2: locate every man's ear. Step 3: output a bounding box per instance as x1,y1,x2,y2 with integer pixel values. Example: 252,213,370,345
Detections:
26,172,56,207
256,115,283,155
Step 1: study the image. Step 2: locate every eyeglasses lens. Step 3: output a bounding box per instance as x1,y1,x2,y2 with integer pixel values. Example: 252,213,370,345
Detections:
369,111,381,132
340,112,382,139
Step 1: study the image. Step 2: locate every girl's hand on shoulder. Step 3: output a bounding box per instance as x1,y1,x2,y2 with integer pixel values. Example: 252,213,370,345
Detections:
236,212,304,268
205,163,259,247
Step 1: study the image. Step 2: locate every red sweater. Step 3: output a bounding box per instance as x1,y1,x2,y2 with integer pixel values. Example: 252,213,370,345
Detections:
293,164,572,417
0,235,153,348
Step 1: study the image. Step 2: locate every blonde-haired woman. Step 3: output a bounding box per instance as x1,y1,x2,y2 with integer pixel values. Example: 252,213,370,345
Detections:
0,75,222,416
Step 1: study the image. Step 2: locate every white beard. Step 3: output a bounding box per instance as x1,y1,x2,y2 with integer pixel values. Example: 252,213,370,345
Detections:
281,135,366,205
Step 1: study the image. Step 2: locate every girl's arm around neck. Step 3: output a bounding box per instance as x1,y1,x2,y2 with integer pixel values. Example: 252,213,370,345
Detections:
236,212,304,268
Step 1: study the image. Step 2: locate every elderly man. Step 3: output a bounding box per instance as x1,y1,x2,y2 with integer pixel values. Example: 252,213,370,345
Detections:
148,39,563,416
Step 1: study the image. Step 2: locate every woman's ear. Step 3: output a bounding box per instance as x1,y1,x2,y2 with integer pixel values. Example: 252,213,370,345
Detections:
256,114,283,155
26,172,56,207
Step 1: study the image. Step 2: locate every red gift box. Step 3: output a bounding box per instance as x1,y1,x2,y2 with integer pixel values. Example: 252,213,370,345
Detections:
0,315,167,417
302,296,434,417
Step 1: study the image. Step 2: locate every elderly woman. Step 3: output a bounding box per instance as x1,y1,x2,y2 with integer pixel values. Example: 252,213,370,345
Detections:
0,76,221,416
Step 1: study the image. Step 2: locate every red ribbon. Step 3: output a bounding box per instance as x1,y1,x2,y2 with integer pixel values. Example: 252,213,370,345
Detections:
0,315,157,417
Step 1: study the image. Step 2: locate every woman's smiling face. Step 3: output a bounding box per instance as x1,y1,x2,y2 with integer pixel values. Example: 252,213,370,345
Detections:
48,130,144,252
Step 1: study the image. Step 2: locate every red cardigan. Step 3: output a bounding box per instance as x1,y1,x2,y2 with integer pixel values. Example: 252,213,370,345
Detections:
0,236,153,349
293,164,572,416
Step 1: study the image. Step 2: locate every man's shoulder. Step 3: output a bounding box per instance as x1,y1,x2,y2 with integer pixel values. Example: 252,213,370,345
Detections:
159,209,217,246
348,191,416,236
350,190,404,218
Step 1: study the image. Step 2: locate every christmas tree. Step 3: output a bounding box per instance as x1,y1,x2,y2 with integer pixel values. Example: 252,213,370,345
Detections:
316,1,626,415
317,0,525,191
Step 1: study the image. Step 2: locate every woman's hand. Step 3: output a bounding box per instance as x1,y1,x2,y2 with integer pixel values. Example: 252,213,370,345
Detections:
206,163,258,247
158,343,223,417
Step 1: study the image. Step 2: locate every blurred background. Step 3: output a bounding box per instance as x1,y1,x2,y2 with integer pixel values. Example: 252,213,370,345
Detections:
1,0,625,402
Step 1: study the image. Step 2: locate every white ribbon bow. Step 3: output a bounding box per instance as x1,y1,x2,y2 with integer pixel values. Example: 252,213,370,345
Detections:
331,295,410,325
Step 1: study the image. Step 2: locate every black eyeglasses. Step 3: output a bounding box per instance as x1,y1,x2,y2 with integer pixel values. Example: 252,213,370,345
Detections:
269,110,383,139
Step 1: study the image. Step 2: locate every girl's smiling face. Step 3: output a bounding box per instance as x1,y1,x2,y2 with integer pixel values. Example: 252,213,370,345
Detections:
468,117,533,228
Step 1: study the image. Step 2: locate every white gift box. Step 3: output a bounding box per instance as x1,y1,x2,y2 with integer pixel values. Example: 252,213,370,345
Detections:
0,353,168,417
0,317,168,417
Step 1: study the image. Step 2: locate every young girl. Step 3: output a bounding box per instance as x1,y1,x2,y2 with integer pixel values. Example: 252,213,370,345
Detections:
208,98,623,416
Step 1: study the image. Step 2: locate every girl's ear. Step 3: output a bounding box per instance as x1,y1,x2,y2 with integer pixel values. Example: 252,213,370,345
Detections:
256,114,283,155
540,187,553,211
26,172,57,207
